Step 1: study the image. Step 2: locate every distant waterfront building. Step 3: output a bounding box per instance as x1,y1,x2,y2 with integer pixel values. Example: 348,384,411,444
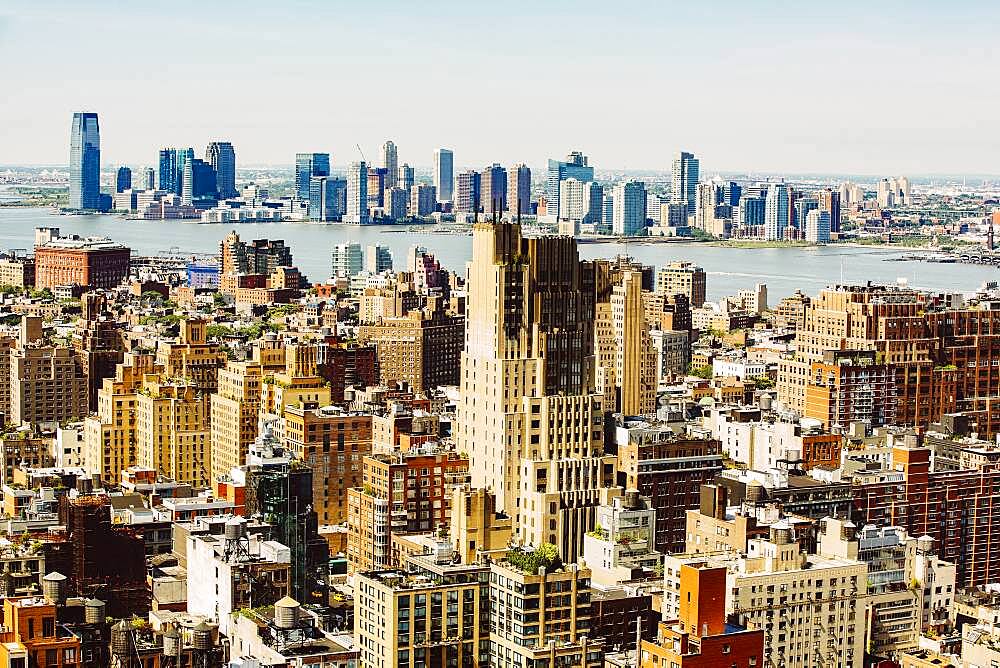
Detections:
397,163,414,191
602,194,614,231
805,209,831,243
817,188,842,233
345,161,369,224
612,180,647,236
331,242,363,278
385,186,408,222
34,235,131,290
69,112,101,211
382,141,398,188
115,166,131,193
295,153,330,201
140,167,153,190
794,197,818,233
367,167,388,208
546,151,594,219
559,178,588,221
365,245,392,273
655,261,706,307
308,176,347,222
481,163,507,216
764,183,791,240
433,148,454,202
583,181,604,226
410,183,436,217
179,148,196,206
671,151,699,215
455,170,481,214
158,148,179,193
206,141,237,199
507,163,531,219
739,195,766,227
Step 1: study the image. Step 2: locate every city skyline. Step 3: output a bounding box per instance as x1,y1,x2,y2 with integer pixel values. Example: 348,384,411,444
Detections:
4,1,1000,174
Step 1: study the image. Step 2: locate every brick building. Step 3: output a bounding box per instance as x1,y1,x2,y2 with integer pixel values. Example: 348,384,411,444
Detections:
34,236,130,290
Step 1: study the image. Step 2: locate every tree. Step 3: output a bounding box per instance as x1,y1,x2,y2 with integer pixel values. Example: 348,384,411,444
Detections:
687,364,713,379
505,543,563,574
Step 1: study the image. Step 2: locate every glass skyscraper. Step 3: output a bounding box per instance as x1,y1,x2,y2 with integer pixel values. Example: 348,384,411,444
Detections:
69,112,100,210
115,166,132,193
546,151,593,220
206,141,237,199
158,148,179,193
671,151,699,215
433,148,454,202
179,148,195,205
295,153,330,201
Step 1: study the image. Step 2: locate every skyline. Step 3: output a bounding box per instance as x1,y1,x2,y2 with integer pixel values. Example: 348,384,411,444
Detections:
4,1,1000,174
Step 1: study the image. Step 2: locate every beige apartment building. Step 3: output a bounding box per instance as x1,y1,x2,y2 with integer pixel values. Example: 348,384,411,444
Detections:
655,261,706,307
136,376,211,486
209,361,262,479
10,316,88,426
155,318,227,394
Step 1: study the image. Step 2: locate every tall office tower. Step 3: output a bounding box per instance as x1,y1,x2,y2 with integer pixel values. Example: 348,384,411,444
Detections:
382,140,398,188
507,163,531,219
179,148,196,206
655,261,706,307
546,151,594,219
793,197,818,232
365,245,393,273
158,148,179,193
612,180,647,236
671,151,699,215
583,181,604,226
433,148,454,202
410,183,437,217
805,210,831,243
69,112,101,210
115,166,131,193
367,167,388,208
176,147,193,198
723,181,742,207
816,188,841,233
764,183,790,240
386,186,408,221
345,161,369,224
397,163,414,191
559,178,587,221
331,242,363,278
602,194,614,232
141,167,154,190
455,221,618,562
309,176,347,221
205,141,237,199
189,158,218,206
481,163,507,216
295,152,331,201
455,170,481,214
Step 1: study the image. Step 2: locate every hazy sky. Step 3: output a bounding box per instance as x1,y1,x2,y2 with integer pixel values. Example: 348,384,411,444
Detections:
3,0,999,175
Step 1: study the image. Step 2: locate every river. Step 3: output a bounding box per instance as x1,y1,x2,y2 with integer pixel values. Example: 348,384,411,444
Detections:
1,207,996,302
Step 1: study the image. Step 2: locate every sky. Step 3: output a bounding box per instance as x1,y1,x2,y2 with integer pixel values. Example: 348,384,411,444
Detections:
2,0,999,175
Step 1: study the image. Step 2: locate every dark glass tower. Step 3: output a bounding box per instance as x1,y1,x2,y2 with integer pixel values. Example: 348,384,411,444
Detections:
206,141,237,199
294,153,330,200
158,148,179,193
69,112,100,210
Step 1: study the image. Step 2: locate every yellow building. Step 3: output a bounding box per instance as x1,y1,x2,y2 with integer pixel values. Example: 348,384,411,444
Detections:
83,352,163,485
455,221,619,563
210,361,263,479
136,376,211,486
654,261,706,307
155,318,227,394
259,343,331,426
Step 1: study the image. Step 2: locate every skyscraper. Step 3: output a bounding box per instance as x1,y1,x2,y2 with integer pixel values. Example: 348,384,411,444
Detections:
481,163,507,216
69,112,100,210
546,151,594,220
671,151,699,216
382,141,398,188
507,163,531,219
398,163,414,191
367,167,387,208
115,166,132,194
309,176,347,222
345,161,369,224
455,170,481,214
455,221,617,562
805,210,831,243
817,188,842,234
295,153,331,201
433,148,454,202
764,183,791,241
179,148,196,206
206,141,237,199
142,167,155,190
612,180,647,236
158,148,179,193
